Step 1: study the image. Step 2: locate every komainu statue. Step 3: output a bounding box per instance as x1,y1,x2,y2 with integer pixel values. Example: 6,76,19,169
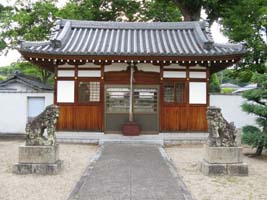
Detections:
25,105,59,146
206,106,237,147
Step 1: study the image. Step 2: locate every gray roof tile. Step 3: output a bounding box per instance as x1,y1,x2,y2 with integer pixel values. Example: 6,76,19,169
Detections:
18,19,245,57
0,72,53,91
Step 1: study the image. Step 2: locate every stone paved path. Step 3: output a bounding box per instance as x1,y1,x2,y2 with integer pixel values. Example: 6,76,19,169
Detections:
68,144,194,200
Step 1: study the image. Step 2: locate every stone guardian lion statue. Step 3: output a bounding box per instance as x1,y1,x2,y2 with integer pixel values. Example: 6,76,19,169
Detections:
25,105,59,146
206,106,237,147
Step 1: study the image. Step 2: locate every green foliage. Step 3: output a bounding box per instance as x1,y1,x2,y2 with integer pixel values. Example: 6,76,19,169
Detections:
173,0,239,22
241,73,267,155
221,88,234,94
209,73,221,93
221,0,267,75
0,1,57,83
0,62,53,85
0,0,58,48
0,4,12,51
242,126,265,147
143,0,181,22
202,0,239,24
0,75,5,81
221,69,253,86
58,0,181,22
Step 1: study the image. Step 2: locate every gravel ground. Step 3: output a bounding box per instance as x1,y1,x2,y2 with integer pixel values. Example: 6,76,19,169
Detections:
0,140,98,200
165,144,267,200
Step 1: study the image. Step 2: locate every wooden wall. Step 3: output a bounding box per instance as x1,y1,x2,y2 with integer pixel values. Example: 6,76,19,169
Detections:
160,65,208,132
55,63,208,132
55,64,103,131
160,105,207,132
57,105,102,131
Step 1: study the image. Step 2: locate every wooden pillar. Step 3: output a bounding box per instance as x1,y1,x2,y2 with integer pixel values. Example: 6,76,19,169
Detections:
129,63,134,122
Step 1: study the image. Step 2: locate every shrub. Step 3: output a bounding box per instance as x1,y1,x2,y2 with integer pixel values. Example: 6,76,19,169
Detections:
241,73,267,155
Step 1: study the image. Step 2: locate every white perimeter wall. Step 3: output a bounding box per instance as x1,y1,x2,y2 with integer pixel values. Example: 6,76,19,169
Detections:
210,94,257,128
0,92,53,134
0,92,256,133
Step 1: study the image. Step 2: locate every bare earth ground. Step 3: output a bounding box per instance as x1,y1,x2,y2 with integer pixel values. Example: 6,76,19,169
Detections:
0,140,98,200
165,144,267,200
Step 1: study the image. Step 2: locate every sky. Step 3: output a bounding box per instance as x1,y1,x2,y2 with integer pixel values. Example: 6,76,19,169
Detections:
0,0,229,67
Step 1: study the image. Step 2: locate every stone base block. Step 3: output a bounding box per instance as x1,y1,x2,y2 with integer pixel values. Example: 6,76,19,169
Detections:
13,160,63,175
19,144,59,164
204,145,243,164
201,160,248,176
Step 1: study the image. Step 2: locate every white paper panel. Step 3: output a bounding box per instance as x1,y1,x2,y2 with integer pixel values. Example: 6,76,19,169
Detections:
163,71,186,78
78,70,101,77
137,64,160,72
57,70,75,77
189,82,207,104
57,64,74,68
57,81,75,103
105,63,127,72
189,71,206,78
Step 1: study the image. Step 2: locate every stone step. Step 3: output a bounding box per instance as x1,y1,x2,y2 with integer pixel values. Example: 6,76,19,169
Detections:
55,132,208,145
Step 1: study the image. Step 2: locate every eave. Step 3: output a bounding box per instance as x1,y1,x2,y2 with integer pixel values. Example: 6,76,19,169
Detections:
19,51,245,74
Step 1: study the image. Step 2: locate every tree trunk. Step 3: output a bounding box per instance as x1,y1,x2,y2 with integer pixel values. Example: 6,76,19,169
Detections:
41,69,52,84
181,8,201,21
256,145,263,156
173,0,201,21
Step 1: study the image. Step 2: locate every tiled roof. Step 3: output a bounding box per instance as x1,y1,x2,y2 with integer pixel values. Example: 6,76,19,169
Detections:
0,72,53,91
18,19,245,57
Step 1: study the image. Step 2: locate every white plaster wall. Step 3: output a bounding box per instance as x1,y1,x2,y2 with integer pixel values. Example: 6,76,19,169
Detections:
0,92,53,134
210,94,257,128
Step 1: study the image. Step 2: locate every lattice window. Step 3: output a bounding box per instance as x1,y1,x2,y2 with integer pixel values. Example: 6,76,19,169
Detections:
78,82,100,103
164,82,185,104
134,88,158,113
106,87,130,113
175,83,185,103
164,83,175,103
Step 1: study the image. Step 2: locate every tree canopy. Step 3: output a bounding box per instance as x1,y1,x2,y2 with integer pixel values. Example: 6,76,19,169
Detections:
221,0,267,75
173,0,239,23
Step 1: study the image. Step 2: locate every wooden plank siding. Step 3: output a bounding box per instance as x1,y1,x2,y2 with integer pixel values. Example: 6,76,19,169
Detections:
57,105,74,130
160,106,188,131
188,106,208,131
57,105,102,131
160,105,207,132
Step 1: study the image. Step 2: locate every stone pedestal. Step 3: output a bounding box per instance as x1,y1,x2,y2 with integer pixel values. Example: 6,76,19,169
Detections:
13,144,62,175
200,146,248,176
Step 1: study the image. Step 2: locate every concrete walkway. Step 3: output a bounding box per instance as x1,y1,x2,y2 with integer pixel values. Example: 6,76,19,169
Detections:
68,144,194,200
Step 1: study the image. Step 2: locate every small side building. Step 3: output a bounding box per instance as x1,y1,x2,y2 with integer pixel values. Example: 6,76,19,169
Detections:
0,72,53,134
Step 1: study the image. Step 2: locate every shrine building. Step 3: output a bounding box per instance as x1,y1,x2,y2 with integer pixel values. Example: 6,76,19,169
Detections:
18,19,245,134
